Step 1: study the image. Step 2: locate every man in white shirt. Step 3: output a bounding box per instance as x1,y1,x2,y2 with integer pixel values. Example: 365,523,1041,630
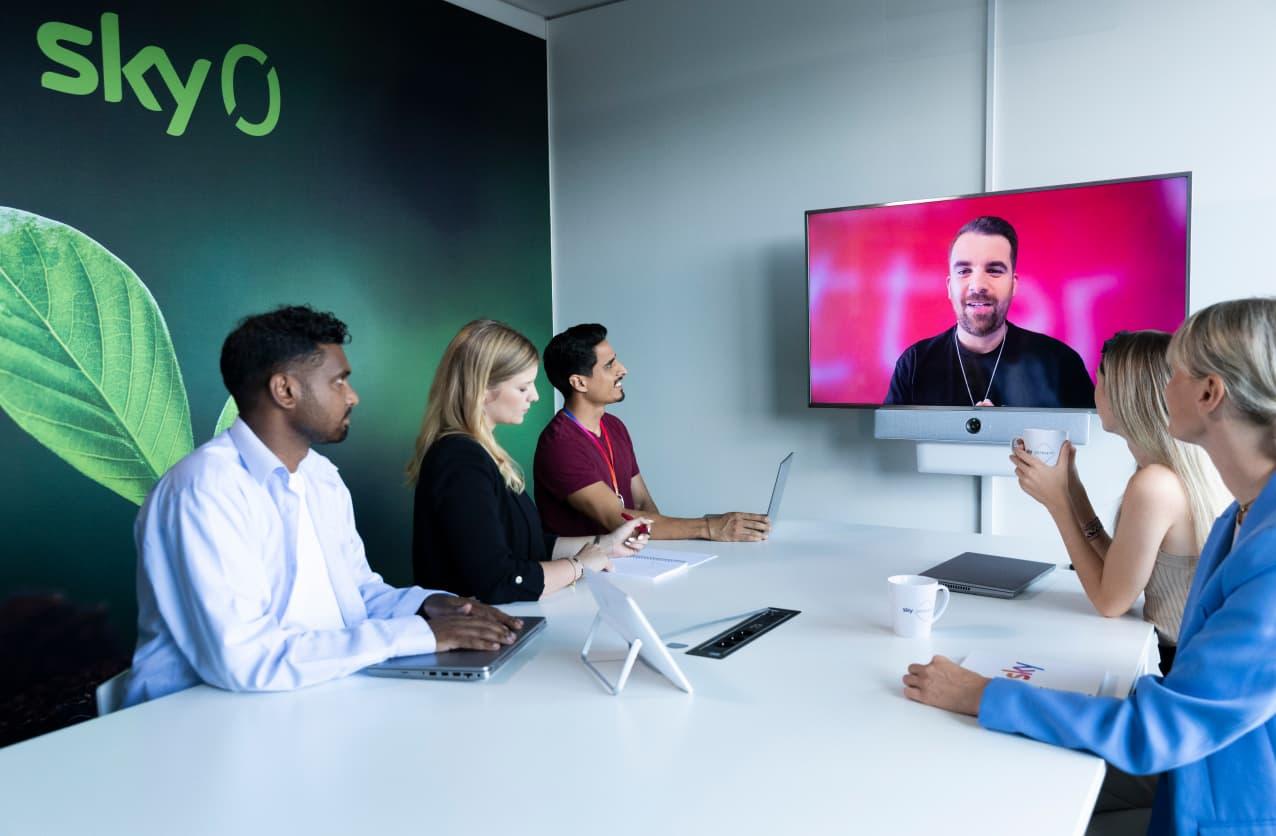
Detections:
124,305,520,706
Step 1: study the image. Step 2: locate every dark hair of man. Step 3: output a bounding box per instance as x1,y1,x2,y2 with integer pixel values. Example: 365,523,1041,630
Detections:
220,305,350,412
543,323,608,399
950,215,1018,270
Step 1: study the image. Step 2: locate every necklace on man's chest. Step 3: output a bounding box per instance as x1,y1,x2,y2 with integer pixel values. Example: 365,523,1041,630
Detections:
954,329,1006,407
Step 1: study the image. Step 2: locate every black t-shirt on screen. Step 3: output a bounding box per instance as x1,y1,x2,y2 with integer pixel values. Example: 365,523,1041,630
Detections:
884,322,1095,408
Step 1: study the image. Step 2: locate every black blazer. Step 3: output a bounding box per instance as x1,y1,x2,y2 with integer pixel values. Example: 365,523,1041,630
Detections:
412,434,556,604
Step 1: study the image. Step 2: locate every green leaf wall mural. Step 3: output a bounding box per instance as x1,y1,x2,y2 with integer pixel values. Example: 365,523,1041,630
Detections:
213,395,238,437
0,207,193,505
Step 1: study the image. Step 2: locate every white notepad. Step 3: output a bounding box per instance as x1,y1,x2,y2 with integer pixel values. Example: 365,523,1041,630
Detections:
961,653,1107,696
609,548,718,581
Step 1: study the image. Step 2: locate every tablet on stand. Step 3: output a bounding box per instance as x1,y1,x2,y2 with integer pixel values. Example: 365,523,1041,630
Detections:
580,570,693,696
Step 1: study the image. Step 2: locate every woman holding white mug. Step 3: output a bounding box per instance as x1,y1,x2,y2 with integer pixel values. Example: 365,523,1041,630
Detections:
1010,330,1228,673
903,298,1276,834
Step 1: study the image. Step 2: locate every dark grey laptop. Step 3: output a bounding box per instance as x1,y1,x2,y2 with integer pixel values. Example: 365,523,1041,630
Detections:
364,616,546,681
921,552,1055,599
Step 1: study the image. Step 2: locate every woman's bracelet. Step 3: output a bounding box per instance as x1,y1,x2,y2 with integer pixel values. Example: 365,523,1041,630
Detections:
566,556,583,587
1082,516,1105,541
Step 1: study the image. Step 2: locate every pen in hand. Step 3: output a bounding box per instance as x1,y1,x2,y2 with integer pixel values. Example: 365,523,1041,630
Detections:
621,512,651,537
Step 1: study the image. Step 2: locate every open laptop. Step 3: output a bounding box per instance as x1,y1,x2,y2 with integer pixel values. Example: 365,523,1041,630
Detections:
767,452,795,520
364,616,546,681
921,552,1055,599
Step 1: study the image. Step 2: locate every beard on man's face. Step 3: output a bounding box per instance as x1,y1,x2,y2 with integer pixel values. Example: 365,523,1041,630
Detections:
328,419,350,444
592,377,625,404
297,414,350,446
957,291,1011,338
294,387,352,445
324,408,352,444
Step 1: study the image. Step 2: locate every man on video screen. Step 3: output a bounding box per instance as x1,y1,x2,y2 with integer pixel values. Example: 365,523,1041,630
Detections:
884,216,1095,408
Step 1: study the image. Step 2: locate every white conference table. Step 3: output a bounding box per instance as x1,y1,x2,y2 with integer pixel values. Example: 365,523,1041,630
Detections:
0,521,1154,836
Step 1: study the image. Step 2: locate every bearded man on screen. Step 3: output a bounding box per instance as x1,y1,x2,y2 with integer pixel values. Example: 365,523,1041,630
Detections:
884,215,1095,408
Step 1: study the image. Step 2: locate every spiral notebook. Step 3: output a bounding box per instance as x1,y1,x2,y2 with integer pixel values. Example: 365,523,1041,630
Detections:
609,548,718,581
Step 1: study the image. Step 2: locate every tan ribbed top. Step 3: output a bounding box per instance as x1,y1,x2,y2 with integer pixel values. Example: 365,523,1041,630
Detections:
1143,549,1199,646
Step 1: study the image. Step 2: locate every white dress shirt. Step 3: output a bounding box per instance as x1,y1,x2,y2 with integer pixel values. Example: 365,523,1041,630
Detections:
124,418,445,707
281,471,345,631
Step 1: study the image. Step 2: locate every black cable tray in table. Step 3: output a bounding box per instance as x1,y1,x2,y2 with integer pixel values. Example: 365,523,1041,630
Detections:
685,607,800,659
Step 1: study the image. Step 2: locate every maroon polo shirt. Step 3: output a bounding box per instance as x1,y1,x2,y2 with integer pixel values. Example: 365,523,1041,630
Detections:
534,410,640,537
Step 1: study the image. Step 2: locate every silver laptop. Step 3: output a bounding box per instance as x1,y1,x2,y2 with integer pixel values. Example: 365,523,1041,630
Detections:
767,452,795,520
921,552,1055,599
364,616,546,681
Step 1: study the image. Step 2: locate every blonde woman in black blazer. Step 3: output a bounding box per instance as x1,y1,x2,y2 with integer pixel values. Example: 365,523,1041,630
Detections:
408,320,649,604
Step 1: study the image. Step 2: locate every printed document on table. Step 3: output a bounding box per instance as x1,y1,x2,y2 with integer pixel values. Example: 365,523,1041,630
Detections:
961,653,1107,696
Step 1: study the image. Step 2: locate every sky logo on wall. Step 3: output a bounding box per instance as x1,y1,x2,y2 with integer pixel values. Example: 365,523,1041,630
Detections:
36,11,280,137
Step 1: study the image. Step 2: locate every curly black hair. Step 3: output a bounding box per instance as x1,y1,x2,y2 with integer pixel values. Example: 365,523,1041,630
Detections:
219,305,350,411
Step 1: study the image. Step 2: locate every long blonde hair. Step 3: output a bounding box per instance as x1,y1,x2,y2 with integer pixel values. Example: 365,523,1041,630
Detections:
1169,297,1276,460
405,320,539,491
1101,330,1228,550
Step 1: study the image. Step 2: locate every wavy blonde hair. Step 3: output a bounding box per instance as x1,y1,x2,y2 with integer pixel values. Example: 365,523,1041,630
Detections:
1169,297,1276,460
1102,330,1229,550
405,320,539,491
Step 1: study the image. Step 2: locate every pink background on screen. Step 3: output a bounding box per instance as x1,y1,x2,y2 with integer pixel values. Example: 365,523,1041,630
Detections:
808,177,1189,405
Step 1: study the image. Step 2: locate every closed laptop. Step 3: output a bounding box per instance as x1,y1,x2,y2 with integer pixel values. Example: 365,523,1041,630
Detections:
364,616,546,681
921,552,1055,599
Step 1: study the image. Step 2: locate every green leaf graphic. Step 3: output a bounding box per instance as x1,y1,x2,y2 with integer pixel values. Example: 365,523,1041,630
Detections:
213,395,238,437
0,207,193,505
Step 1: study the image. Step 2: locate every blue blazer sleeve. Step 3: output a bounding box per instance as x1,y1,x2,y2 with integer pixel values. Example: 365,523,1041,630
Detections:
978,522,1276,776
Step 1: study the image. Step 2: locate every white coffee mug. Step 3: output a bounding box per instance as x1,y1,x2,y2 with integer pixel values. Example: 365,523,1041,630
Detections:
887,574,950,638
1015,427,1068,466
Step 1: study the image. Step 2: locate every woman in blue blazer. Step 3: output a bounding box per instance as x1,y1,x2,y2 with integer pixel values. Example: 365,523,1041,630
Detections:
903,297,1276,835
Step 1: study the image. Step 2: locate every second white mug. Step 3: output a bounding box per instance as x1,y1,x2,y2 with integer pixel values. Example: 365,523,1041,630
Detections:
887,574,950,638
1015,427,1068,466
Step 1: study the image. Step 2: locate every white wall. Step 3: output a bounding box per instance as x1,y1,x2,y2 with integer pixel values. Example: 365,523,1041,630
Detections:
987,0,1276,536
547,0,1274,534
993,0,1276,315
549,0,988,530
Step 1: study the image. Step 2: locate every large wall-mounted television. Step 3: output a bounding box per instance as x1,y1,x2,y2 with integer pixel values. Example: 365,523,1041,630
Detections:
807,173,1190,425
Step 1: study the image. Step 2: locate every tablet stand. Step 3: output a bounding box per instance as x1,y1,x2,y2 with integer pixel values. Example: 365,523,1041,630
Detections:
580,613,643,696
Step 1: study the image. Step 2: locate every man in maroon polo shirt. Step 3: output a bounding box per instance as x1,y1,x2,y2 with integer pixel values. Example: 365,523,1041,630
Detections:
533,323,770,542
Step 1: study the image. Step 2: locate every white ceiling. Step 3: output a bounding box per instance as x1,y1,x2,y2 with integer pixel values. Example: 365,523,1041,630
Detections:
502,0,626,20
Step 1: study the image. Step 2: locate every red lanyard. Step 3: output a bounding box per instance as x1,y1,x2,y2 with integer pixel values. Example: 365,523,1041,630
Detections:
561,409,622,503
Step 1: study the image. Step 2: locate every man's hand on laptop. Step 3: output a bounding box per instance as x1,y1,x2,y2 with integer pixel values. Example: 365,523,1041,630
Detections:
419,594,523,651
706,512,771,542
428,614,519,652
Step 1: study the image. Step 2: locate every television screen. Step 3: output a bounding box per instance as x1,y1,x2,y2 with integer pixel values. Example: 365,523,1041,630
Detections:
807,173,1190,409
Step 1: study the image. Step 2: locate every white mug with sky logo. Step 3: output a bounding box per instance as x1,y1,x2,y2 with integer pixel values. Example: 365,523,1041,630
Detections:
888,574,950,638
1016,427,1069,466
